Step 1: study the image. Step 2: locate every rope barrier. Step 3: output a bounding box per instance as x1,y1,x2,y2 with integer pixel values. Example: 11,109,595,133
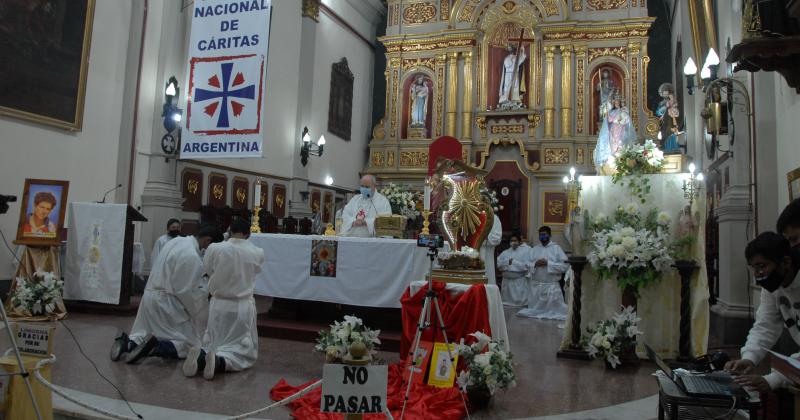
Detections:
222,379,321,420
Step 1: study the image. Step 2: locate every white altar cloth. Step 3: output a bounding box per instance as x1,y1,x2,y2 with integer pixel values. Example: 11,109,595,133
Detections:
251,234,429,308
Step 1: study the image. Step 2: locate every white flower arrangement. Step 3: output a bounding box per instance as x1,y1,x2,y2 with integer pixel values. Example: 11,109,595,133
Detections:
10,271,63,316
438,246,480,261
587,205,674,293
584,306,642,368
456,332,516,395
611,140,666,203
314,315,381,361
379,183,421,219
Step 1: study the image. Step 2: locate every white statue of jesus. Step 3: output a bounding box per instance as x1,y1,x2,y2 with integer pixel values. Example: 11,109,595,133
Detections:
498,45,526,105
409,75,429,128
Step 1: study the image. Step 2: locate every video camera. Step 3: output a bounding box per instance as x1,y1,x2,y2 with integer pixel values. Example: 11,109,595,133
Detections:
0,195,17,215
417,233,444,249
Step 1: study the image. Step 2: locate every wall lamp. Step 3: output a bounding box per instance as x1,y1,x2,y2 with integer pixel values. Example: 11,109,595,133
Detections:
683,163,704,206
161,76,182,159
300,126,326,166
685,49,721,96
683,58,698,95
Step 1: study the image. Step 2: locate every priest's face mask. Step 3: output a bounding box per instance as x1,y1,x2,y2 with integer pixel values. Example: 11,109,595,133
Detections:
167,222,181,238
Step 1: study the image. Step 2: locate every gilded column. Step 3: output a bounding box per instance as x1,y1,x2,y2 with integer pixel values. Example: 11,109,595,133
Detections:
446,52,459,137
389,57,401,139
461,51,474,139
543,45,556,138
560,45,573,138
574,46,587,135
434,53,447,138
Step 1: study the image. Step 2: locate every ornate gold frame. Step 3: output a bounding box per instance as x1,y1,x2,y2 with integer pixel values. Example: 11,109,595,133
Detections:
687,0,718,79
0,0,96,131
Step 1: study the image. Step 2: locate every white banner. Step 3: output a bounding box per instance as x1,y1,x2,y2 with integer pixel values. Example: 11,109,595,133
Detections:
321,364,388,414
64,203,127,304
181,0,272,158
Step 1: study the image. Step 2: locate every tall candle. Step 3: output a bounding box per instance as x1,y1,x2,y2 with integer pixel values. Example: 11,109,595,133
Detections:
423,185,431,211
254,180,261,208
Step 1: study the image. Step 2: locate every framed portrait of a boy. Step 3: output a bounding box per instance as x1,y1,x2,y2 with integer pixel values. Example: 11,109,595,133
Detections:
15,179,70,246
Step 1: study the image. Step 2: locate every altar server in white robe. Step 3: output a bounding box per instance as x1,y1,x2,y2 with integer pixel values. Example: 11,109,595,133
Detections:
111,226,223,363
183,218,266,380
149,218,181,270
518,226,569,320
497,231,533,307
341,174,392,237
481,214,503,284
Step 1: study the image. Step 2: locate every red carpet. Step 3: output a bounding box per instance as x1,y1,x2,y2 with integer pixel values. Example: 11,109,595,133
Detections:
270,362,469,419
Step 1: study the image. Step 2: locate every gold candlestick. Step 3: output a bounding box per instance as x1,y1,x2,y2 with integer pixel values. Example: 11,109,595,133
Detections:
251,207,261,233
421,210,432,235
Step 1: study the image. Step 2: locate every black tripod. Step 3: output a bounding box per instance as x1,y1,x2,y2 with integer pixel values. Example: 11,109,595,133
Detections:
400,244,470,419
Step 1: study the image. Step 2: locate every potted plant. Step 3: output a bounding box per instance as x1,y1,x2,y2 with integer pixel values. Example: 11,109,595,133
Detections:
456,332,516,409
9,271,65,318
584,306,643,369
314,315,381,363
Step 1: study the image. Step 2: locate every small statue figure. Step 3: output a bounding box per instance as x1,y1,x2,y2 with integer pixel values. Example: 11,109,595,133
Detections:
656,83,681,153
677,205,698,239
565,206,586,255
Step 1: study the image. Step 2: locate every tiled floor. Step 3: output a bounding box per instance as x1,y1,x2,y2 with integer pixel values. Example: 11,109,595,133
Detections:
6,300,664,419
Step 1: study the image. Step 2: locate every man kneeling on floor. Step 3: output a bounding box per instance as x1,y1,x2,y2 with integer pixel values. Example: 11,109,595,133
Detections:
110,225,224,363
183,218,266,379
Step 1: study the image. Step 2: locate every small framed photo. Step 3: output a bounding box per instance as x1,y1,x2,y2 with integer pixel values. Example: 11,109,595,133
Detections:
788,166,800,201
15,179,70,246
427,342,459,388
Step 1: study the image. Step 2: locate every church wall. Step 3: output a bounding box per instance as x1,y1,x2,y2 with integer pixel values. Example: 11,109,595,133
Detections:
306,4,378,189
774,79,800,210
0,0,134,280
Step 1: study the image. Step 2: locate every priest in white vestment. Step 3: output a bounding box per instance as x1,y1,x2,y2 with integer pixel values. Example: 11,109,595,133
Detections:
341,174,392,237
481,214,502,284
183,218,266,380
149,218,181,270
112,226,224,363
497,231,533,307
517,226,569,320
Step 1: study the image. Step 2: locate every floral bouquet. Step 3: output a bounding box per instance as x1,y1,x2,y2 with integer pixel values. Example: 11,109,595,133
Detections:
456,332,516,396
314,315,381,362
587,204,674,294
584,306,642,368
9,271,64,318
437,246,484,270
379,183,421,219
611,139,665,203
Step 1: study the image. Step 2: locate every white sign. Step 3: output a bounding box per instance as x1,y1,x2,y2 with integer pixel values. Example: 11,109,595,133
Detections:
321,364,388,414
182,0,272,158
14,323,54,356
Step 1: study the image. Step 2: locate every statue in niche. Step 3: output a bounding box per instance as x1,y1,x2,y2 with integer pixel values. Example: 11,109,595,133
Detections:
595,69,616,118
593,91,635,172
409,75,429,128
498,45,526,109
656,83,681,153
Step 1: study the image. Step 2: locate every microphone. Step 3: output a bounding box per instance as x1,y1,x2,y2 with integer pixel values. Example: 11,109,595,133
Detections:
99,184,123,203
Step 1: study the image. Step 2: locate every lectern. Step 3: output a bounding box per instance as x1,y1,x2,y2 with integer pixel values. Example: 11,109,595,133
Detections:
64,203,147,311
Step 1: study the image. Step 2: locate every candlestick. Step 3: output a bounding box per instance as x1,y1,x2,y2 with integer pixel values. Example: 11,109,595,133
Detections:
421,210,432,235
423,185,431,211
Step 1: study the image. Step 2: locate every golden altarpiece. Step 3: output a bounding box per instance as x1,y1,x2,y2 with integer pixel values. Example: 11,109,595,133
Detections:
367,0,661,237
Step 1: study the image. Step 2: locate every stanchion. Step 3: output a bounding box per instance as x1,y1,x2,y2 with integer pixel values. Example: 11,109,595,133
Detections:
673,260,698,362
557,255,591,360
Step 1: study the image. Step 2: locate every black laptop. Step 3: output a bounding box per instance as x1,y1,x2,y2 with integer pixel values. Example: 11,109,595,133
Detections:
645,344,747,399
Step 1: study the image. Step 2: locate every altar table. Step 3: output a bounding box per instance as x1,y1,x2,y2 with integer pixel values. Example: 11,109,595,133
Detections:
251,234,429,308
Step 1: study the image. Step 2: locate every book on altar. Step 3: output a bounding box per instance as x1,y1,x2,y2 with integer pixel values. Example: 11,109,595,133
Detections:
403,341,433,385
768,349,800,386
427,342,459,388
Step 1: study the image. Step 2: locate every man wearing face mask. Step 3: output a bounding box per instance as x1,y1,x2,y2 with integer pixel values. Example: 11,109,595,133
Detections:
497,231,533,307
723,232,800,392
341,174,391,237
150,218,182,270
518,226,569,320
777,198,800,248
111,225,224,364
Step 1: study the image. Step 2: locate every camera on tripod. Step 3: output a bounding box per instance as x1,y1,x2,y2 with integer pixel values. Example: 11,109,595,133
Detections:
0,194,17,215
417,233,443,249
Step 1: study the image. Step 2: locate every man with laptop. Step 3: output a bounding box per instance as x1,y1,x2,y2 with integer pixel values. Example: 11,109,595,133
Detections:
724,232,800,393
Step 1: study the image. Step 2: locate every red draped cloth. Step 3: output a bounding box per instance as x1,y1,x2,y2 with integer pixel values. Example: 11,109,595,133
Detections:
270,363,467,419
400,283,492,359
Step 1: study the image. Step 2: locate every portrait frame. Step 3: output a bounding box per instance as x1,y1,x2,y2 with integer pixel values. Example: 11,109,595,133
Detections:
788,166,800,201
0,0,96,131
328,57,354,141
426,342,459,388
15,179,70,246
541,191,568,225
687,0,718,86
